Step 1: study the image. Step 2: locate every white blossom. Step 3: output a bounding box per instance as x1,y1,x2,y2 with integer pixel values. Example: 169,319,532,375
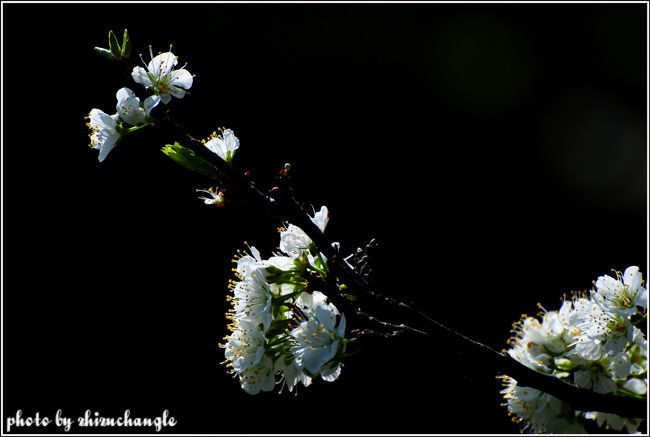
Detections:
573,352,630,394
275,358,313,393
115,87,160,126
220,321,276,395
279,206,329,256
229,247,273,333
231,278,273,334
592,266,647,317
294,291,333,315
86,109,122,162
196,188,224,205
310,206,329,232
222,321,265,373
238,356,276,395
500,377,585,433
290,303,346,376
279,224,313,255
570,296,634,361
506,302,574,372
132,46,193,105
203,129,239,163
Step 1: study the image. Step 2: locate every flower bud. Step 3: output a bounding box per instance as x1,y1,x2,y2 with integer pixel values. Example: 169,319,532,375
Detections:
554,357,577,371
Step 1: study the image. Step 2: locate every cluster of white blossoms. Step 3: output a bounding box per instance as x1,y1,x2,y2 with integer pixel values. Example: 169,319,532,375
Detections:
87,46,193,162
219,206,351,395
501,266,648,433
86,88,160,161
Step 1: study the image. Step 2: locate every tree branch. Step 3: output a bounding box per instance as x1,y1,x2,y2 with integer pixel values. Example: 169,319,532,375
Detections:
152,109,646,421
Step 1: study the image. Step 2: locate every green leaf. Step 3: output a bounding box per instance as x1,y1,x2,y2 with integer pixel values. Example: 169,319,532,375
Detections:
162,142,221,179
108,30,121,60
121,29,131,59
94,47,114,61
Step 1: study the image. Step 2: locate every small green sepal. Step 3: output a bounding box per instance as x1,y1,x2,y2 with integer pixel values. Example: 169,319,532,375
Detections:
108,30,122,60
94,47,114,61
114,124,127,135
121,29,131,59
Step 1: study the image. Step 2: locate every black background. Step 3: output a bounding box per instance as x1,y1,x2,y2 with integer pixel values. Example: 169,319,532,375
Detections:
2,2,647,434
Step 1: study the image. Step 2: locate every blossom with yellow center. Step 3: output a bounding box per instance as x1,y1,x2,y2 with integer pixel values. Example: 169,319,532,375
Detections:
132,46,194,105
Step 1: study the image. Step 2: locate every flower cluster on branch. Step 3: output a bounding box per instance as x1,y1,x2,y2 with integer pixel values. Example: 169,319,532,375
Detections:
501,267,647,432
220,207,355,394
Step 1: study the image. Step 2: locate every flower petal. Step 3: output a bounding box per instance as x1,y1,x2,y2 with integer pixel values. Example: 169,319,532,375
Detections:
89,109,118,128
97,133,121,161
170,69,194,90
223,129,240,152
131,67,152,87
320,362,342,381
143,95,161,116
116,88,146,126
116,87,136,102
159,92,172,105
167,85,186,99
593,376,616,394
311,206,329,231
624,378,647,395
337,313,347,338
304,345,334,374
150,52,177,78
315,305,336,332
204,137,226,158
609,352,630,380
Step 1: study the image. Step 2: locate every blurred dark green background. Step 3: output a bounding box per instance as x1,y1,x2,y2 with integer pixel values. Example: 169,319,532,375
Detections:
3,2,647,434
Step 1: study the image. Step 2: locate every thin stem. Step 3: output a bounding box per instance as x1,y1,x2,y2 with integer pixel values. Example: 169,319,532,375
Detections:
273,289,307,304
633,313,647,326
124,123,152,134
